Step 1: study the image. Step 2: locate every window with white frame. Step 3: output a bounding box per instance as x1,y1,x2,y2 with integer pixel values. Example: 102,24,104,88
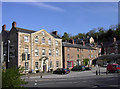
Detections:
25,62,29,70
56,61,59,67
67,47,70,51
95,55,96,58
24,36,29,42
24,48,29,54
56,41,58,46
35,48,39,56
67,54,70,60
49,49,52,56
35,62,38,70
42,37,45,44
35,36,38,43
48,38,51,45
91,55,93,58
42,49,45,55
56,49,59,56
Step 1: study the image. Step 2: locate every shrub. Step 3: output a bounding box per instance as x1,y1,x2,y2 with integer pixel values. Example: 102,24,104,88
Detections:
2,66,27,88
83,58,90,66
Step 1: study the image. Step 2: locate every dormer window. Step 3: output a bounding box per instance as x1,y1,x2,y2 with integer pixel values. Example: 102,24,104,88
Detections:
42,31,45,35
35,36,38,43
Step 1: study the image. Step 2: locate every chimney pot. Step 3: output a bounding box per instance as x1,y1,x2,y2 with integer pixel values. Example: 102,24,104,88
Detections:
2,24,6,31
12,21,16,28
52,31,57,35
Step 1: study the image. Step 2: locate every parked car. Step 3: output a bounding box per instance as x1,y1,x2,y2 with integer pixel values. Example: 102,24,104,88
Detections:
107,64,120,73
53,68,70,74
81,66,85,71
71,65,85,71
85,67,91,70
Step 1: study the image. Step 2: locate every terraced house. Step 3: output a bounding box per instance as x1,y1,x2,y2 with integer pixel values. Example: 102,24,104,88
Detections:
2,22,62,73
62,40,100,69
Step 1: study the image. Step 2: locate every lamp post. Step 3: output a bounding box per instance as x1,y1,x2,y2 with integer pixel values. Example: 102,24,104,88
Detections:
6,40,10,68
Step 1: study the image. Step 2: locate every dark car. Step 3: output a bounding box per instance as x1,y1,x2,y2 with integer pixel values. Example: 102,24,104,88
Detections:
107,64,120,73
85,67,91,70
71,65,83,71
53,68,70,74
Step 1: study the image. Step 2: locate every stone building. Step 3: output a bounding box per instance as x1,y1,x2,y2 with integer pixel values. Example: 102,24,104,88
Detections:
2,22,62,73
62,40,99,69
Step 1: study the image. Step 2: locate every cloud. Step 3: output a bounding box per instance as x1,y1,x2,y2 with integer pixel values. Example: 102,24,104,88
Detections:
31,2,66,12
2,0,66,12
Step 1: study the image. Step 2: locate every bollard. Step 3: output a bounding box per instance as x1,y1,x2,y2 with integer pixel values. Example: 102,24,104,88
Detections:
96,71,98,75
40,75,42,78
34,80,37,86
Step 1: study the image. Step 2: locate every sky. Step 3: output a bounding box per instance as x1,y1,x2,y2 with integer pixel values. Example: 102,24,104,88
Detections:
2,2,118,36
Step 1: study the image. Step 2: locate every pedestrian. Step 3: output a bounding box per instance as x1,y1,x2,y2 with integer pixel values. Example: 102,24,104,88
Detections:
48,66,50,73
95,64,98,75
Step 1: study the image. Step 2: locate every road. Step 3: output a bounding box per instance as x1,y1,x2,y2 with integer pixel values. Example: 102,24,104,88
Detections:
22,67,120,89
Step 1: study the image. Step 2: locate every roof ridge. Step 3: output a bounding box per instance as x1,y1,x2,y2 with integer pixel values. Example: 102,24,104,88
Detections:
15,27,36,32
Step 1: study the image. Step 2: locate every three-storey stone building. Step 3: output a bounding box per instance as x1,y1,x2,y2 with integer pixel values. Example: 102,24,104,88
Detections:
2,22,62,73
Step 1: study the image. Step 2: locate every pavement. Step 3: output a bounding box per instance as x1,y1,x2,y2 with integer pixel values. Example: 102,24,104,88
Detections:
21,67,107,79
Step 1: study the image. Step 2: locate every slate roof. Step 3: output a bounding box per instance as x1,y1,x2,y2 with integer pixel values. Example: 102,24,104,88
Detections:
15,27,36,34
94,54,120,60
50,33,61,39
14,27,61,39
62,42,96,50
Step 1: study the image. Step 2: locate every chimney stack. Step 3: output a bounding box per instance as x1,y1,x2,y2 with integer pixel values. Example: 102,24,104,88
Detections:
113,37,116,42
2,24,6,31
12,21,16,28
52,31,57,35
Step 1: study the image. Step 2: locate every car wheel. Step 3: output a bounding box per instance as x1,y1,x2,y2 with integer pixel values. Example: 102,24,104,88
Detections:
117,70,120,73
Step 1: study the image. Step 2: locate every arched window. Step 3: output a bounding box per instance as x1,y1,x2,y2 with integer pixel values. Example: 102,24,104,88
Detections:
42,37,45,44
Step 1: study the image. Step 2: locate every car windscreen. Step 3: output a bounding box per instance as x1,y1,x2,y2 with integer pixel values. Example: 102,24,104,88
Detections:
116,65,120,68
113,65,117,68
